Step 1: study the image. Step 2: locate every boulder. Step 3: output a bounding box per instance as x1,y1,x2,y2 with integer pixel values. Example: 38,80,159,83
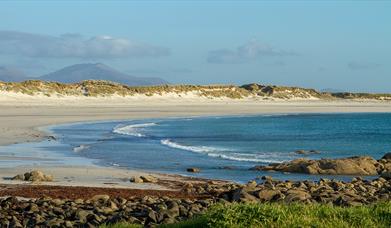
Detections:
285,190,311,202
261,176,273,181
246,180,258,189
91,195,110,202
295,150,307,155
294,150,320,155
253,156,379,175
381,153,391,160
380,171,391,179
186,168,200,173
309,150,321,154
231,188,259,203
257,189,281,201
140,175,158,183
130,176,143,183
22,170,53,182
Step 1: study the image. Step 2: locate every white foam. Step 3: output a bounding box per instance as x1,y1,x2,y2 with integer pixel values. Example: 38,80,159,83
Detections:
113,123,156,137
160,139,289,164
160,139,222,153
207,153,284,164
73,144,90,153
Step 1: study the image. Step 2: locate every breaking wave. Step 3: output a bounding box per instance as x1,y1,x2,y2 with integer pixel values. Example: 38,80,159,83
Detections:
160,139,220,153
73,144,90,153
160,139,287,163
113,123,156,137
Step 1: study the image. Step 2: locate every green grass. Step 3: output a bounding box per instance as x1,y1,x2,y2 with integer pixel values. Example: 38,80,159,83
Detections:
100,202,391,228
204,202,391,228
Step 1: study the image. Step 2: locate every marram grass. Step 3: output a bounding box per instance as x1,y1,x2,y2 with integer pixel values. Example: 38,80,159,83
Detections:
101,202,391,228
4,80,391,100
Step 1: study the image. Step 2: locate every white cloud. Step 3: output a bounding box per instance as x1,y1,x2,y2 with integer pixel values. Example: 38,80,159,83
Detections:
0,31,170,59
207,39,296,64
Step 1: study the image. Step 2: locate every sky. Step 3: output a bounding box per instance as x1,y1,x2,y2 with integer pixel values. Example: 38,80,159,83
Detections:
0,1,390,92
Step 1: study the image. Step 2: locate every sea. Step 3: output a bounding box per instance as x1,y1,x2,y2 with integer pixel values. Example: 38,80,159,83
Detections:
2,113,391,183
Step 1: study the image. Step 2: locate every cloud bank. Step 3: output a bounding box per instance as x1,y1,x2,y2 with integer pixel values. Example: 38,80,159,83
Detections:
0,31,170,59
207,40,296,64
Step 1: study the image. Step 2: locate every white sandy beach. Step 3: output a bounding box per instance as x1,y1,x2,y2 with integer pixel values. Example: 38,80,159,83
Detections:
2,95,391,190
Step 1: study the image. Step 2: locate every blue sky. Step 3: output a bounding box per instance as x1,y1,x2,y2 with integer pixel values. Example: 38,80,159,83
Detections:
0,1,390,92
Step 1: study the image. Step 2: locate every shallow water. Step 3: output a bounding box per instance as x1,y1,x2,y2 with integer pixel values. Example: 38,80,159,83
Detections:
40,113,391,183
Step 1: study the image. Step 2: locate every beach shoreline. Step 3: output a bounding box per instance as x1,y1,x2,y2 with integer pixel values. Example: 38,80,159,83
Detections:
2,99,391,192
2,99,391,147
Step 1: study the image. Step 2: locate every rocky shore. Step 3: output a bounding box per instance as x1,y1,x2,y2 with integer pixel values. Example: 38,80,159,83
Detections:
251,153,391,176
1,173,390,227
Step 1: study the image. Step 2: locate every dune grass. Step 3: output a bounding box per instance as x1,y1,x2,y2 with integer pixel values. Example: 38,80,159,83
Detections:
100,202,391,228
3,80,391,100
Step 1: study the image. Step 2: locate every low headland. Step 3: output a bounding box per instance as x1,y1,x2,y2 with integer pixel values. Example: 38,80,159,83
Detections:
1,80,391,227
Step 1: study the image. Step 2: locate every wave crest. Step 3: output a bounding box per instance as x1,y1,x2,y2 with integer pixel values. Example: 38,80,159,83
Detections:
160,139,287,163
113,123,156,137
160,139,220,153
73,144,90,153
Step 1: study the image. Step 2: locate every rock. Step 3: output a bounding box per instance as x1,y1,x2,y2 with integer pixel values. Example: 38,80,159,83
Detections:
26,203,40,213
285,190,311,202
130,176,143,183
294,149,320,155
12,174,25,181
140,175,158,183
46,218,64,227
249,165,265,171
231,188,259,203
23,170,53,182
51,199,65,206
246,180,257,189
255,156,379,175
309,150,321,154
380,170,391,179
295,150,307,155
257,189,281,201
91,194,110,202
76,210,92,223
261,175,273,181
186,168,201,173
147,210,158,223
10,218,23,228
75,198,84,204
47,135,57,141
381,153,391,160
65,221,74,227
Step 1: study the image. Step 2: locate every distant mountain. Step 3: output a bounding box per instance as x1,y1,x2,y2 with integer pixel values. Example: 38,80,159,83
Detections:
39,63,168,86
0,66,28,82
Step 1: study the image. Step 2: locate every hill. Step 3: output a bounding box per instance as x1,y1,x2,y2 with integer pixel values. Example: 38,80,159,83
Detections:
39,63,168,86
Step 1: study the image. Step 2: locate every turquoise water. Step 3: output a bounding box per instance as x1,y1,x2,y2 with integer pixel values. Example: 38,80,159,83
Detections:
45,113,391,182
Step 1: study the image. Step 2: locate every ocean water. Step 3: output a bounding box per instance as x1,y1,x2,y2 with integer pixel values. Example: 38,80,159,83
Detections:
41,113,391,183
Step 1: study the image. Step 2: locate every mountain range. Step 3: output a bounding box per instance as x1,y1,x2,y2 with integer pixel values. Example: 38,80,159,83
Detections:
0,63,168,86
0,66,28,82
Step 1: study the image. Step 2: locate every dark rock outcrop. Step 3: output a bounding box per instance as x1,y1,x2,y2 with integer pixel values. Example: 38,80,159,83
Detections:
186,168,201,173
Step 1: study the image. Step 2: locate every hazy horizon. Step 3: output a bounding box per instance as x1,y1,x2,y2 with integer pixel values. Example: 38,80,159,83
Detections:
0,1,390,92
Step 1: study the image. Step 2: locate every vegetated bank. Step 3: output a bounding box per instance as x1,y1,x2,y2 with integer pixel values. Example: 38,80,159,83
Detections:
1,80,391,100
